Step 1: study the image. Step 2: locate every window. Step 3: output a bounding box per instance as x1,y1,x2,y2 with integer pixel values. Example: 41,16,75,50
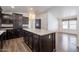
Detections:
62,18,77,30
62,21,68,29
69,20,77,30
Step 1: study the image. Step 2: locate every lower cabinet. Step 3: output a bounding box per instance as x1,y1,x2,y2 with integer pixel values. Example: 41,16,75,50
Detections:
32,34,39,52
6,30,14,39
23,31,28,45
28,33,33,49
52,33,56,51
40,35,53,52
40,33,56,52
24,31,56,52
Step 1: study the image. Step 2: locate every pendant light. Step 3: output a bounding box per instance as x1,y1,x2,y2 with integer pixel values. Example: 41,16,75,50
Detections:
28,8,35,20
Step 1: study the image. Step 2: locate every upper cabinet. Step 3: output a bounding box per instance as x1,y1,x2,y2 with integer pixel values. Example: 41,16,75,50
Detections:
12,13,23,29
1,13,29,25
0,7,2,28
2,14,13,24
22,17,29,24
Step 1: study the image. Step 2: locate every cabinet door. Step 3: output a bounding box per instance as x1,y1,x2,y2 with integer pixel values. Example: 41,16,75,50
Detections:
52,33,56,51
13,13,23,29
23,31,29,44
28,33,33,49
41,34,53,52
32,34,39,52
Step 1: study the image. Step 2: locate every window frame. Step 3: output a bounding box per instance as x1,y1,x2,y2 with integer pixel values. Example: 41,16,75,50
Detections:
62,18,77,30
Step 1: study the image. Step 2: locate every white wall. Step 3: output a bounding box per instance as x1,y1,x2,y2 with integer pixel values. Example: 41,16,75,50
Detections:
38,6,79,47
48,12,58,31
38,10,59,31
38,13,48,30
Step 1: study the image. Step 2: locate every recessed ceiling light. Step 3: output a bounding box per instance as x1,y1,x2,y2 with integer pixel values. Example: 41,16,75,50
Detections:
11,6,15,9
30,8,33,10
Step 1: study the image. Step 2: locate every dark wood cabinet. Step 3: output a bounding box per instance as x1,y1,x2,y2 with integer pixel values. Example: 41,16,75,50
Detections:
52,33,56,51
22,17,29,24
1,13,29,27
32,34,39,52
0,29,56,52
40,35,53,52
2,14,13,24
23,31,29,45
0,7,2,28
23,30,56,52
12,13,23,29
28,32,33,49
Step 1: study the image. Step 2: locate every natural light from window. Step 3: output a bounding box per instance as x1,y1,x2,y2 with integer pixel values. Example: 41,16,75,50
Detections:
62,18,77,30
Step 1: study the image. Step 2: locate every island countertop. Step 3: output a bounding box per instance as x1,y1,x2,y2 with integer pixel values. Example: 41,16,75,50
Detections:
0,28,56,36
23,28,56,36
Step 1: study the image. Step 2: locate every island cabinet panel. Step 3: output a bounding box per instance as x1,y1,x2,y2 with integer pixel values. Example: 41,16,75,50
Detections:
32,34,40,52
28,32,33,49
23,31,29,45
39,34,53,52
52,33,56,51
23,31,33,50
23,30,56,52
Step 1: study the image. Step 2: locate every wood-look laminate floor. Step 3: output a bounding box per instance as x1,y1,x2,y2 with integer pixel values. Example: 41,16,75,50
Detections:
56,33,79,52
0,35,78,52
1,37,32,52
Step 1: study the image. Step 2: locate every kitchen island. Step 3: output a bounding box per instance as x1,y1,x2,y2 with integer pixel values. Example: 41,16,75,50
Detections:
23,28,56,52
0,28,56,52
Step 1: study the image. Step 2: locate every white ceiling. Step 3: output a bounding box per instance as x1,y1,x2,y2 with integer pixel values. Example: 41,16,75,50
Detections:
1,6,52,15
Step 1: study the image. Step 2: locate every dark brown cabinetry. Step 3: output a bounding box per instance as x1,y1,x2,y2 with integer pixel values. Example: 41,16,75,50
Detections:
23,31,29,44
23,31,33,49
2,14,13,24
1,13,29,26
0,7,2,28
28,32,33,49
22,17,29,24
40,35,53,52
12,13,23,29
32,34,39,52
23,30,56,52
39,33,56,52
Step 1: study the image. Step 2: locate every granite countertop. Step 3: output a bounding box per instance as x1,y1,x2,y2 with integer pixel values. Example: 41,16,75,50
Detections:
0,27,56,36
0,30,6,35
23,28,56,36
